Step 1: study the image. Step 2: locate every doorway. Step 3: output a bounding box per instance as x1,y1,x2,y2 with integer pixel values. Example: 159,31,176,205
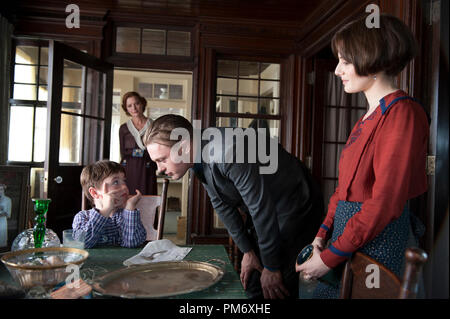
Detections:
111,68,193,244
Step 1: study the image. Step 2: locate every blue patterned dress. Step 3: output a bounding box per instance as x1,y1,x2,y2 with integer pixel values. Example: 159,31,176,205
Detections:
312,201,412,299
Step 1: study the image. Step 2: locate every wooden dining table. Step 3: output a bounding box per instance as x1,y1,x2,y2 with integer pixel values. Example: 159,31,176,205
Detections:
0,244,247,299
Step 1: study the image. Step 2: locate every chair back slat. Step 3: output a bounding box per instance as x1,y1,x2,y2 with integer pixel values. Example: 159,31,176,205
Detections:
137,195,162,241
340,248,427,299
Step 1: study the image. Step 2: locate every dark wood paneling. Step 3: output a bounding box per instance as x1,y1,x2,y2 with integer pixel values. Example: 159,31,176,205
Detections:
6,0,440,256
296,0,374,57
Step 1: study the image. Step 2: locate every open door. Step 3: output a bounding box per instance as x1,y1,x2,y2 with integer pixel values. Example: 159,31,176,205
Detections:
43,41,113,237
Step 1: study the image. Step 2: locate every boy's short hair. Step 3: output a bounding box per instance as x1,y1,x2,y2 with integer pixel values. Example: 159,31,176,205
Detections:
143,114,193,147
80,160,125,206
331,13,418,77
121,91,147,116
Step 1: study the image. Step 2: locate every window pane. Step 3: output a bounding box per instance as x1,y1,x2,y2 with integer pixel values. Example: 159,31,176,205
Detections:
63,61,83,86
16,46,38,65
259,98,279,115
85,68,105,118
39,67,48,85
13,84,36,100
138,83,153,98
217,60,238,77
216,117,279,139
169,84,183,100
238,98,258,114
142,29,165,55
33,107,47,162
62,87,82,104
167,31,190,56
40,47,48,66
260,63,280,80
8,106,33,161
261,119,280,139
154,84,168,99
239,61,259,79
38,86,48,101
116,27,141,53
217,78,237,95
216,117,238,128
83,118,104,165
237,117,253,128
59,114,82,164
216,96,237,113
14,65,37,84
238,79,258,96
260,80,280,98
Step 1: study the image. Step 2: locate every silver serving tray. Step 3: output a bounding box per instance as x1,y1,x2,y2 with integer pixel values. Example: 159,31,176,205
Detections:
91,259,225,298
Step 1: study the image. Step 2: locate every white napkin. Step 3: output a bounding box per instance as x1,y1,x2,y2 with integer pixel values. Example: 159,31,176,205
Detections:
123,239,192,266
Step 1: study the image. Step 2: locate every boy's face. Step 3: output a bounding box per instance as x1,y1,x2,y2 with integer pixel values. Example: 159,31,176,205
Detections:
96,172,129,209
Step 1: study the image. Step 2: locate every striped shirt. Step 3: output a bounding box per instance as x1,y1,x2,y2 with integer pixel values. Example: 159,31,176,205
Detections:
72,208,147,249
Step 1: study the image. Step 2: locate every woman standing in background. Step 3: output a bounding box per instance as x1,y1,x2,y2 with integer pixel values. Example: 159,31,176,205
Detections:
119,91,157,195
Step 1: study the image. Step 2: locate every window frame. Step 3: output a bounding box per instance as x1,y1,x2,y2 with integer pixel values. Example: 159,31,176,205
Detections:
214,57,283,139
7,38,49,167
113,23,194,58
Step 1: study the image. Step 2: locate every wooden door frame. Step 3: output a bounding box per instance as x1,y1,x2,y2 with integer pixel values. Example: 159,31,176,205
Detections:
186,44,296,245
44,40,113,234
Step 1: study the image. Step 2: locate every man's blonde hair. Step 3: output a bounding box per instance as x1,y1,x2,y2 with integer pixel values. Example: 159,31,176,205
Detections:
143,114,193,147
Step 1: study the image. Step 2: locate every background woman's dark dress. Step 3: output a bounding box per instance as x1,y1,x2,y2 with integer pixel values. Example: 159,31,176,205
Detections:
119,123,157,195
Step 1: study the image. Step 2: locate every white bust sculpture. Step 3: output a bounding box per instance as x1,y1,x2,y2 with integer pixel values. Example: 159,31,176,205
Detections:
0,184,12,247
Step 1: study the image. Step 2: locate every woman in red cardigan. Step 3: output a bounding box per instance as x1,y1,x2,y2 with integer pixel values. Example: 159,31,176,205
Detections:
296,14,429,298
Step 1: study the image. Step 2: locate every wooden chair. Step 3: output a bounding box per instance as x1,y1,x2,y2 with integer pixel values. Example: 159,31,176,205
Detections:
340,247,428,299
81,178,169,241
136,178,169,241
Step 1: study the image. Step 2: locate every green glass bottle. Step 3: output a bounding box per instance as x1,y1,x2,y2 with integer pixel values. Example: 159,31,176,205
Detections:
32,199,51,249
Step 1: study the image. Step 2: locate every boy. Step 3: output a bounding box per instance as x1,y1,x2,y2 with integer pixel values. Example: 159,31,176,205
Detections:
73,160,147,248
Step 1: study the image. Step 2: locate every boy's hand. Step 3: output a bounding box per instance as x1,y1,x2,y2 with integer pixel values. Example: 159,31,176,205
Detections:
125,189,142,211
97,189,126,217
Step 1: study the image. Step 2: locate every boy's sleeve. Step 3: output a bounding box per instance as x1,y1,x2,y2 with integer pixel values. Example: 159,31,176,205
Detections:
119,209,147,248
72,209,109,249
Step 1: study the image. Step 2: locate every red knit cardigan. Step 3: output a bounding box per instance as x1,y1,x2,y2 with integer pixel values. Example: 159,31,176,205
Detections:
316,90,429,268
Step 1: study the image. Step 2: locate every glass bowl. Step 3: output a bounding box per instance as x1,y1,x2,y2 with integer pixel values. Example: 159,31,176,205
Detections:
1,247,89,290
11,228,61,251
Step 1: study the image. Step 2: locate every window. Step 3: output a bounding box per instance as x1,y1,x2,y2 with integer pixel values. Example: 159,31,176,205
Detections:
137,82,183,100
320,71,367,204
8,43,49,163
215,59,281,139
115,27,191,57
213,59,282,230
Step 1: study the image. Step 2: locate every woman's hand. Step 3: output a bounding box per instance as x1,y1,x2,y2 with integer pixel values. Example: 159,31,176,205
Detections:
295,246,331,280
311,237,325,250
